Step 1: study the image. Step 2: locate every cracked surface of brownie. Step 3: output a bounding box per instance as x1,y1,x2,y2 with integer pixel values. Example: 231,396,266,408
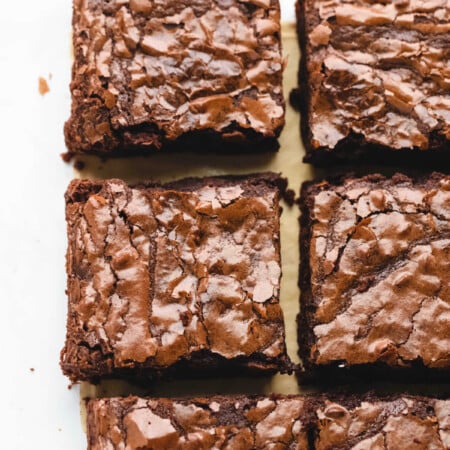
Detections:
65,0,285,155
299,173,450,379
313,394,450,449
296,0,450,164
87,395,309,449
61,173,291,382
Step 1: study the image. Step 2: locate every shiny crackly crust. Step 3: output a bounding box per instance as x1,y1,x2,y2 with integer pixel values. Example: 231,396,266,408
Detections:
298,172,450,381
86,394,450,449
86,395,309,449
64,0,285,155
313,394,450,450
295,0,450,164
61,173,291,383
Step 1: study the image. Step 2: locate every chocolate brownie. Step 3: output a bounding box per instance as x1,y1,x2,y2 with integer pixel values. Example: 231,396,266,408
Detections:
86,395,309,449
298,173,450,382
64,0,285,156
312,394,450,449
294,0,450,165
61,173,291,383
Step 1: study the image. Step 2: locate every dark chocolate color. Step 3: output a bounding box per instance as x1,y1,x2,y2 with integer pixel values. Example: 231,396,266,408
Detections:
294,0,450,165
312,394,450,449
64,0,285,156
298,172,450,382
86,393,450,449
61,173,291,383
87,394,309,449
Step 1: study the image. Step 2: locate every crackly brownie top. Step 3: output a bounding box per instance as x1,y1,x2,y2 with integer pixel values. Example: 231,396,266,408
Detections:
69,0,284,150
304,0,450,151
66,177,286,369
315,396,450,449
87,395,308,449
306,173,450,368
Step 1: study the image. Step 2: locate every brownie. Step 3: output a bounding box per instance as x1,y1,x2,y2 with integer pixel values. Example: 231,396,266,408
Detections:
294,0,450,165
61,173,291,383
298,172,450,382
312,394,450,449
86,394,450,449
86,394,309,449
64,0,285,156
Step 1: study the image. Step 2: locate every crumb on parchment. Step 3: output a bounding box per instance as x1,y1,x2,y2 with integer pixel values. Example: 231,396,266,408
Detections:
38,77,50,96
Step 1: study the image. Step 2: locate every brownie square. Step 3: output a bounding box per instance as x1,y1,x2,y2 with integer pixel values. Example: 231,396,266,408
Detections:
298,173,450,381
295,0,450,165
61,173,291,382
86,395,309,449
64,0,285,156
312,394,450,449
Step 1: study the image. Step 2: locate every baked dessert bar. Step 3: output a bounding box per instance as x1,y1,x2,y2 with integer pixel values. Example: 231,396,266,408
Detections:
312,394,450,449
295,0,450,165
61,173,291,382
299,172,450,381
65,0,285,156
87,394,309,449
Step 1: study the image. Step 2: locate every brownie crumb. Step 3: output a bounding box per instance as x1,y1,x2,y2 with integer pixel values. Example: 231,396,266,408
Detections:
283,188,296,206
29,368,35,373
61,151,74,163
74,160,86,171
38,77,50,96
289,88,302,112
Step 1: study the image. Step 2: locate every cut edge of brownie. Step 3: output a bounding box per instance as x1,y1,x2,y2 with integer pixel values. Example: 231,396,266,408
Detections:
297,172,450,384
297,175,316,381
85,392,312,413
61,349,292,385
65,172,289,204
292,1,450,167
63,123,283,160
293,0,314,164
61,172,293,384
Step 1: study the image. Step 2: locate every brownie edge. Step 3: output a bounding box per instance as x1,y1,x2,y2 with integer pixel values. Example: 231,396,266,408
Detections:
62,173,292,383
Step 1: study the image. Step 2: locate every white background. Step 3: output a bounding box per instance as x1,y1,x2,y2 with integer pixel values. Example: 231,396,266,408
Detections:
0,1,296,448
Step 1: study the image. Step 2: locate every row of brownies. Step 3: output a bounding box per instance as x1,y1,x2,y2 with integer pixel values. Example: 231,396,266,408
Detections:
61,0,450,448
87,394,450,448
62,172,450,383
65,0,449,164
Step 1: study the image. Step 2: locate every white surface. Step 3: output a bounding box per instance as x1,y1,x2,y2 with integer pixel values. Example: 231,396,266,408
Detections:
0,1,296,448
